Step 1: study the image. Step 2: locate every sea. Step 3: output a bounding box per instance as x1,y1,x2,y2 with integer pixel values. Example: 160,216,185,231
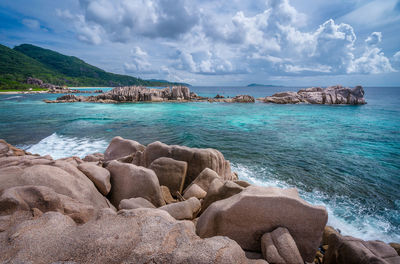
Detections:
0,85,399,243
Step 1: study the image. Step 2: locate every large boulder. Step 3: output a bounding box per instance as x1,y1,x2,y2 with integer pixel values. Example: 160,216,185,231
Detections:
183,183,207,200
200,179,244,213
0,209,251,263
0,155,53,169
107,160,165,207
261,227,303,264
0,186,95,223
184,168,220,193
159,197,201,220
143,141,233,188
82,152,104,162
149,157,187,194
0,164,109,210
78,163,111,195
104,136,145,161
196,186,328,262
324,233,400,264
118,197,156,210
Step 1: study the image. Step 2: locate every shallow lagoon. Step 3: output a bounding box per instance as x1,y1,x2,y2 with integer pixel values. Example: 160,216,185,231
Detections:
0,86,399,242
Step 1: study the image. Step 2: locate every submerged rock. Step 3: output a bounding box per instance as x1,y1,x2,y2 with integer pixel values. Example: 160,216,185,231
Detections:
263,85,366,105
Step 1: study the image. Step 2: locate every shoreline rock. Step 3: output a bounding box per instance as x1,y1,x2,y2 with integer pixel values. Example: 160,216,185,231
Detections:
0,137,396,264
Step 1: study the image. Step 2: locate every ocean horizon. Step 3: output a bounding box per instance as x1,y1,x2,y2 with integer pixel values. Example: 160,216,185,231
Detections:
1,85,399,243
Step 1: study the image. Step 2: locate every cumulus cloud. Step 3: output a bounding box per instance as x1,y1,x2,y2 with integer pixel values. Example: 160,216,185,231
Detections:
365,32,382,46
348,48,395,74
56,0,397,78
124,47,155,74
348,32,395,74
57,0,198,44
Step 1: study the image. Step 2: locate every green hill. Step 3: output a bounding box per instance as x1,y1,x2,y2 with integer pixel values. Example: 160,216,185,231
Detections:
0,43,184,90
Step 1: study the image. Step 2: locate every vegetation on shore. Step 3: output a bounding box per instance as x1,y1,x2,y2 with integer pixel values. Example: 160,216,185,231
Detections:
0,43,186,91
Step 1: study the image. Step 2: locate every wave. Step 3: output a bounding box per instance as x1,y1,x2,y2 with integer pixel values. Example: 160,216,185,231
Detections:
25,133,108,159
231,163,400,243
23,134,399,242
2,95,23,100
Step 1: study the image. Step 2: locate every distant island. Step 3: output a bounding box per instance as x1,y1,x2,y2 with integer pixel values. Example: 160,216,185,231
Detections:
247,83,281,87
0,44,187,91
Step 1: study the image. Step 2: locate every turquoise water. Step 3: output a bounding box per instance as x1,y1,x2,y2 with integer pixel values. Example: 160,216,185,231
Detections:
0,86,399,242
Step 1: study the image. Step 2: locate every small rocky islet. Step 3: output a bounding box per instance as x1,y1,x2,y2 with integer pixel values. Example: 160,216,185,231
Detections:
44,84,366,105
1,137,398,263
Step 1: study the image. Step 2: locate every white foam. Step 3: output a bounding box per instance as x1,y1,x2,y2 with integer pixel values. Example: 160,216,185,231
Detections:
2,96,23,100
231,163,400,243
25,133,108,159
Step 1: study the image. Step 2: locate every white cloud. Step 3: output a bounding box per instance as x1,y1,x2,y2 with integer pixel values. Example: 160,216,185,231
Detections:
57,0,199,44
348,48,395,74
365,32,382,46
22,19,40,30
55,0,398,80
124,46,155,74
393,51,400,62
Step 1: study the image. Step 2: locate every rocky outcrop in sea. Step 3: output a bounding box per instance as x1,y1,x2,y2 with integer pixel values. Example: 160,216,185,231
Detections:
0,137,398,263
44,84,366,105
262,85,366,105
44,85,257,103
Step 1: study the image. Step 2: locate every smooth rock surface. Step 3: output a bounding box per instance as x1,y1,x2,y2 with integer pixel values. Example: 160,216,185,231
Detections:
261,227,303,264
104,136,145,161
149,157,187,194
144,141,233,188
0,186,95,223
118,197,156,210
185,168,220,193
159,197,201,220
183,183,207,200
201,179,244,213
0,209,252,263
324,233,400,264
0,164,109,210
78,163,111,195
196,186,328,262
107,160,165,207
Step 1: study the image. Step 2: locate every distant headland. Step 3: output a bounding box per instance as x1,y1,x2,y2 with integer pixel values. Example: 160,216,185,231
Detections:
0,43,187,92
247,83,281,87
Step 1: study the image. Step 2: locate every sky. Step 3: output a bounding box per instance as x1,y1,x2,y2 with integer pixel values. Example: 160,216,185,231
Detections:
1,0,400,86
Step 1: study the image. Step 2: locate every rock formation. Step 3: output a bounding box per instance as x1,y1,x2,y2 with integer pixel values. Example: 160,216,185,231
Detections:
0,137,397,264
263,85,366,105
196,186,328,262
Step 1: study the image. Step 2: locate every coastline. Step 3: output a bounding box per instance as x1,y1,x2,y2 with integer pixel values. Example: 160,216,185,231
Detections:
0,137,399,263
0,90,48,94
